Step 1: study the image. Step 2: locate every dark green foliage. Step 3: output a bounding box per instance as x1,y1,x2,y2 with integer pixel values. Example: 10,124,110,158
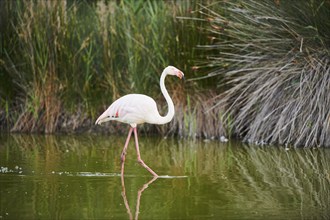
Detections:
0,0,223,137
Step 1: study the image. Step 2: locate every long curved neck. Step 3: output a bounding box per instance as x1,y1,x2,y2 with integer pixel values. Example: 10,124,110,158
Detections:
157,70,175,124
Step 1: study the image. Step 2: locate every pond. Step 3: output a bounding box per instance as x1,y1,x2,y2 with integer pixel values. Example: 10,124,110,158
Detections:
0,134,329,219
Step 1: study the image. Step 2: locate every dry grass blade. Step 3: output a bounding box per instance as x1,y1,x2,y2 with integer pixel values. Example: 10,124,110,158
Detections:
197,0,330,147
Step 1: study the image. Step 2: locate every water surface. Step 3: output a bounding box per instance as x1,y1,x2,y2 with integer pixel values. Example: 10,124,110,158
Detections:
0,134,329,219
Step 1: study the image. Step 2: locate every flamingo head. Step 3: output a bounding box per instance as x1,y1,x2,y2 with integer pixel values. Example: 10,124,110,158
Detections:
165,66,184,80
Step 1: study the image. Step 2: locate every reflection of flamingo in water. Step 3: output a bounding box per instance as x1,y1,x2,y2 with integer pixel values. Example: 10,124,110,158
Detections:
121,175,158,220
95,66,184,177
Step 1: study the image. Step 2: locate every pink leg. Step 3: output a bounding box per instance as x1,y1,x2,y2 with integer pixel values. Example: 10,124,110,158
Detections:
133,127,159,177
121,127,133,177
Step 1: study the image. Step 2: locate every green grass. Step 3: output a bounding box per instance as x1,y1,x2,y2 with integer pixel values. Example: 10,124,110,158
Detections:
0,0,218,136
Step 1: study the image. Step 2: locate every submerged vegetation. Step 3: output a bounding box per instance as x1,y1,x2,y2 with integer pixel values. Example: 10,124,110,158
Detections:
0,0,330,147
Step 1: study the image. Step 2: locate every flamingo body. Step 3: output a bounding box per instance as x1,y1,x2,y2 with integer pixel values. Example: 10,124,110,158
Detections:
95,66,184,176
96,94,162,127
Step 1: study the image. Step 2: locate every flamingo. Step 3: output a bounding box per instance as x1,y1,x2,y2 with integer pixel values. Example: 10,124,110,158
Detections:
95,66,184,177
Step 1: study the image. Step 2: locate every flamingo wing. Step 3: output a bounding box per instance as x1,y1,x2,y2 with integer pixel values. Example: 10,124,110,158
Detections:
95,94,160,126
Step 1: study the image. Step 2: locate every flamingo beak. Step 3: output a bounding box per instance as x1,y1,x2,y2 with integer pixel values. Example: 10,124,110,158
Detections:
95,113,109,125
177,71,184,80
95,117,103,125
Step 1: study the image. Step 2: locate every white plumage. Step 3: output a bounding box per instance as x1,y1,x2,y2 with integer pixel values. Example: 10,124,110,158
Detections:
96,94,161,127
95,66,184,177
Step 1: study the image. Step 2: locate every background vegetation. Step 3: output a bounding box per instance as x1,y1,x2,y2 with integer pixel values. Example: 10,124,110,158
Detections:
0,0,329,147
199,0,330,147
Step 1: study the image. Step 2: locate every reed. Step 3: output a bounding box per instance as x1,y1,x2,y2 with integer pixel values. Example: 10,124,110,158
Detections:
196,0,330,147
0,0,221,137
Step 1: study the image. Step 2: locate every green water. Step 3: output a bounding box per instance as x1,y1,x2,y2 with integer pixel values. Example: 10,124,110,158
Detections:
0,134,329,219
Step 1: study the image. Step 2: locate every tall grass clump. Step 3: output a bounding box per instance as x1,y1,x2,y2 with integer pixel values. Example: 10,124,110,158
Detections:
0,0,226,137
1,1,70,133
196,0,330,147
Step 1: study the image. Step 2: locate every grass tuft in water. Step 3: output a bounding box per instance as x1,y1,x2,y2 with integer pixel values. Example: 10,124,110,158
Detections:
195,0,330,147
